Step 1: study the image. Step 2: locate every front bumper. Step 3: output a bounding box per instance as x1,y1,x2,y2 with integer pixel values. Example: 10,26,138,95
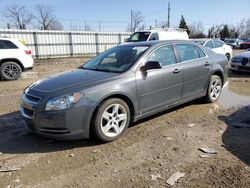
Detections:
230,62,250,72
20,92,94,140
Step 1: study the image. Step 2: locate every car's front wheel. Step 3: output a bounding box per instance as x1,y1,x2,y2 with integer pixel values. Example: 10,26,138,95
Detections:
205,75,222,103
92,98,130,142
0,61,22,81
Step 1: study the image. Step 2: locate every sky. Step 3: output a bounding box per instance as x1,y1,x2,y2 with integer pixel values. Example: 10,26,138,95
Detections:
0,0,249,32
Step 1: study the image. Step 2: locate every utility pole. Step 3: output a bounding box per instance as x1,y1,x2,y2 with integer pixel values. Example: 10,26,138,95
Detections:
167,2,170,28
84,20,87,31
130,10,133,32
155,20,158,28
98,21,101,32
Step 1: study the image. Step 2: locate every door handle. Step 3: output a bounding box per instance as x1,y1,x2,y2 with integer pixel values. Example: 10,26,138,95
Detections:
204,62,210,66
173,69,181,74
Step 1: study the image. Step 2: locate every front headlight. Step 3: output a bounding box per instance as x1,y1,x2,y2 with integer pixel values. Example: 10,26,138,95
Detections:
45,92,83,111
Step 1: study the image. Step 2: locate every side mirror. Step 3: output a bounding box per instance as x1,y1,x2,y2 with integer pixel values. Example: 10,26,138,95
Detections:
124,38,129,42
140,61,161,72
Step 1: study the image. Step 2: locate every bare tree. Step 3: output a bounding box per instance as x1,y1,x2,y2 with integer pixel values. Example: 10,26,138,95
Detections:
231,19,246,38
48,20,63,30
207,24,223,38
4,4,33,29
189,21,206,38
127,10,144,32
241,18,250,38
35,4,62,30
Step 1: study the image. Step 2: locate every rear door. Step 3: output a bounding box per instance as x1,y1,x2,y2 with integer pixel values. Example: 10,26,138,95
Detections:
136,44,183,114
174,43,211,100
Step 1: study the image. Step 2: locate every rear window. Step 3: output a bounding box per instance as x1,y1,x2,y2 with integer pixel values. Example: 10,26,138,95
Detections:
214,40,224,48
129,32,151,42
0,40,18,49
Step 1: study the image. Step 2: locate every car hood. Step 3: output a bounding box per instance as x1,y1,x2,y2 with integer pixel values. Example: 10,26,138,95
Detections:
30,69,118,92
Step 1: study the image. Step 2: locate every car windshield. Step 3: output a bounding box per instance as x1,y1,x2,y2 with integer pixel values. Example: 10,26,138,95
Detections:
128,32,151,42
82,45,149,73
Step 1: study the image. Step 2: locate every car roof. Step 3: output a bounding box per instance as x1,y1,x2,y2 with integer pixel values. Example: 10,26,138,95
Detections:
120,40,196,47
192,38,221,42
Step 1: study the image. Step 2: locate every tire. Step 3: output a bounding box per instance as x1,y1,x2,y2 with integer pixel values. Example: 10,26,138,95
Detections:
0,61,22,80
91,98,130,142
205,75,222,103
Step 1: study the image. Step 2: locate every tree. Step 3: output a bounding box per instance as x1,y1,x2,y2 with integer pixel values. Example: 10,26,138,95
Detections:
231,19,246,38
127,10,144,32
207,24,223,38
219,24,230,38
35,4,62,30
4,4,33,29
241,18,250,38
189,21,206,38
48,20,63,30
178,15,190,35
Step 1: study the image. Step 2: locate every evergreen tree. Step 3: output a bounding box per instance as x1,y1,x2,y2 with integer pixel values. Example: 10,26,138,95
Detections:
179,15,190,35
219,24,230,38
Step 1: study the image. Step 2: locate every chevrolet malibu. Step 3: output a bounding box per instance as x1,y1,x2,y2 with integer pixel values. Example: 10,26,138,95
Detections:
20,40,228,142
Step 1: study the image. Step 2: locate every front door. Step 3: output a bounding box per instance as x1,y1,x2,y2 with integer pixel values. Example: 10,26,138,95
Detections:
136,45,183,114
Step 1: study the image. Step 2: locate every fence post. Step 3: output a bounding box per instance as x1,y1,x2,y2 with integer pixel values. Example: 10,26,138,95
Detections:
68,32,73,57
118,33,122,44
95,33,100,55
33,32,39,59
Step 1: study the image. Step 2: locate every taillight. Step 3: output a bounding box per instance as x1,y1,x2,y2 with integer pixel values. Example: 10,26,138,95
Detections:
24,50,32,55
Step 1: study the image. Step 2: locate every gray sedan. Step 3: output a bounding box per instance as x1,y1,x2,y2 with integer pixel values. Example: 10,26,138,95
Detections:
20,40,228,142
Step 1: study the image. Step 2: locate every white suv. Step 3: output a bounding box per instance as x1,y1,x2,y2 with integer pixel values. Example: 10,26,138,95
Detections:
0,37,34,80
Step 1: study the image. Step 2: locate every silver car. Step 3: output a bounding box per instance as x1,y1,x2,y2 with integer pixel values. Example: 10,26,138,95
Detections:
20,40,228,142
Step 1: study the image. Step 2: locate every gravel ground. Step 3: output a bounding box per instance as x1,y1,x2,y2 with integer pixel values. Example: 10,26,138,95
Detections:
0,56,249,188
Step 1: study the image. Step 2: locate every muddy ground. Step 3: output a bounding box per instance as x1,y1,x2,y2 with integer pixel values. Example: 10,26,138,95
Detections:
0,55,250,188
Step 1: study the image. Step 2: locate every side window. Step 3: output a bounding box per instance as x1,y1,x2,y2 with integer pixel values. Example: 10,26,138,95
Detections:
214,40,224,48
196,46,206,58
205,41,214,49
175,44,200,62
0,40,18,49
149,33,159,41
147,45,176,67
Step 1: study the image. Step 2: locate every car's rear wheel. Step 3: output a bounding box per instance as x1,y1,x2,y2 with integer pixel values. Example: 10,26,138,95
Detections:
0,61,22,81
92,98,130,142
205,75,222,103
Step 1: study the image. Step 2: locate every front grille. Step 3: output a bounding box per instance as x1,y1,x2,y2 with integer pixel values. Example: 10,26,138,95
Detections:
23,107,34,117
238,66,250,71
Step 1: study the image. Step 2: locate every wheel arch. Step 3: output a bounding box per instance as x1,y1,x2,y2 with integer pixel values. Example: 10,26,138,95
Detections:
0,58,24,71
212,70,224,85
90,93,136,126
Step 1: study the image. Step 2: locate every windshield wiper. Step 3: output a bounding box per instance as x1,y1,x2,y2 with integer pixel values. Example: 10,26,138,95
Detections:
94,67,112,72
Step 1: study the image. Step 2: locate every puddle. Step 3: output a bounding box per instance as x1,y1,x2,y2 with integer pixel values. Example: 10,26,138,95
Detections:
217,79,250,108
